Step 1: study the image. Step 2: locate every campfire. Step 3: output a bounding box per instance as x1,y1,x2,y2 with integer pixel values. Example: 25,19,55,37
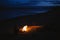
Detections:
18,25,43,33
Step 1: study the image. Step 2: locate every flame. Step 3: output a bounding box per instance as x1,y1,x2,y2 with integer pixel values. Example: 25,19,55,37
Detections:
22,25,28,32
19,25,43,33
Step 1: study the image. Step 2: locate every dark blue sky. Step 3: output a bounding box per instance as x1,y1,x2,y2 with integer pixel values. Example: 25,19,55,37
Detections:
1,0,60,7
0,0,60,20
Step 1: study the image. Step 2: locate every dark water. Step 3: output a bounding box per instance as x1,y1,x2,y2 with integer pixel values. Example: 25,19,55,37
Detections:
0,6,52,20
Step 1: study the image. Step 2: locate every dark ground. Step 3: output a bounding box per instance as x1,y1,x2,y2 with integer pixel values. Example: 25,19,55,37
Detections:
0,6,59,40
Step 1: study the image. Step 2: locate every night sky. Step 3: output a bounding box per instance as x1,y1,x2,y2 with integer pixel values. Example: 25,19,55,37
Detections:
0,0,60,20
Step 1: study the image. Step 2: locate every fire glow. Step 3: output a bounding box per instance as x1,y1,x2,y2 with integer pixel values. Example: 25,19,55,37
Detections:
19,25,42,33
22,25,28,32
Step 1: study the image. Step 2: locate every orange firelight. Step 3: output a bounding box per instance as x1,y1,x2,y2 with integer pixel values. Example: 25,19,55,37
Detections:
22,25,28,32
19,25,43,33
